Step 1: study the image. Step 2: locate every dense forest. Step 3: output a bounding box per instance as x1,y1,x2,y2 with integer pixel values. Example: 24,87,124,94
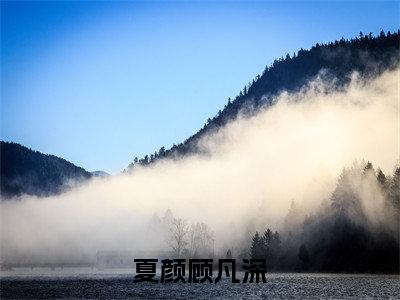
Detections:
127,31,400,170
248,161,399,273
0,141,92,199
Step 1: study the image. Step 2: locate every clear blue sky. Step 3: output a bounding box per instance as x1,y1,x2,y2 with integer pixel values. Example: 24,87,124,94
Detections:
1,1,398,173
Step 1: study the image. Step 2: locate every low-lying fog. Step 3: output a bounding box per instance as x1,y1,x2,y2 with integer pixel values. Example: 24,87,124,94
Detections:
1,68,398,264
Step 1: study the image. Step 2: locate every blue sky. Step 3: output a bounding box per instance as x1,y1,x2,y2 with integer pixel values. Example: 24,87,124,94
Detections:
1,1,398,173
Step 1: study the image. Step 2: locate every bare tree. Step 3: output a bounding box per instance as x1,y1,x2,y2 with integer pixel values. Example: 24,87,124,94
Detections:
168,218,189,257
188,222,214,257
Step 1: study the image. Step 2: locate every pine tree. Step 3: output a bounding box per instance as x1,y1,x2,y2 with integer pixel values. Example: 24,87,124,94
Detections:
251,232,264,258
263,228,273,265
376,168,386,185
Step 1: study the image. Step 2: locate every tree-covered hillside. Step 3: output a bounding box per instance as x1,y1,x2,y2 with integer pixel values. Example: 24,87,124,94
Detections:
127,31,399,170
0,141,92,199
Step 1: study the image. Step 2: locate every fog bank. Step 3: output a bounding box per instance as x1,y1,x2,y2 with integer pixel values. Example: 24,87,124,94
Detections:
1,68,398,264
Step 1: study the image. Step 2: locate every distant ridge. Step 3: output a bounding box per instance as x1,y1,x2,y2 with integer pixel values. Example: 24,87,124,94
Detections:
91,170,110,178
0,141,92,199
127,31,400,170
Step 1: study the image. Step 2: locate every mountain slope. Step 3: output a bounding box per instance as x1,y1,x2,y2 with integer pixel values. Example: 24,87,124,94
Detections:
0,141,92,199
127,31,399,170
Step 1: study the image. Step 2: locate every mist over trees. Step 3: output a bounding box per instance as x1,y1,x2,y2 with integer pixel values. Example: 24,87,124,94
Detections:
144,160,399,274
148,209,215,258
127,31,399,170
125,32,399,274
1,32,398,275
248,161,399,273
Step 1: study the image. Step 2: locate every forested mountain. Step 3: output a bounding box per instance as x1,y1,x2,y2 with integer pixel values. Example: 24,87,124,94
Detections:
0,141,92,199
127,31,399,170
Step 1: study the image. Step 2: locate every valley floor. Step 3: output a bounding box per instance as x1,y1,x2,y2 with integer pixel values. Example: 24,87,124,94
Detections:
1,270,398,299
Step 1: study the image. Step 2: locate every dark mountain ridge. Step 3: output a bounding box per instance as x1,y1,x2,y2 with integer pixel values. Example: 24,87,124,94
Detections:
0,141,92,199
127,30,399,170
2,31,398,198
